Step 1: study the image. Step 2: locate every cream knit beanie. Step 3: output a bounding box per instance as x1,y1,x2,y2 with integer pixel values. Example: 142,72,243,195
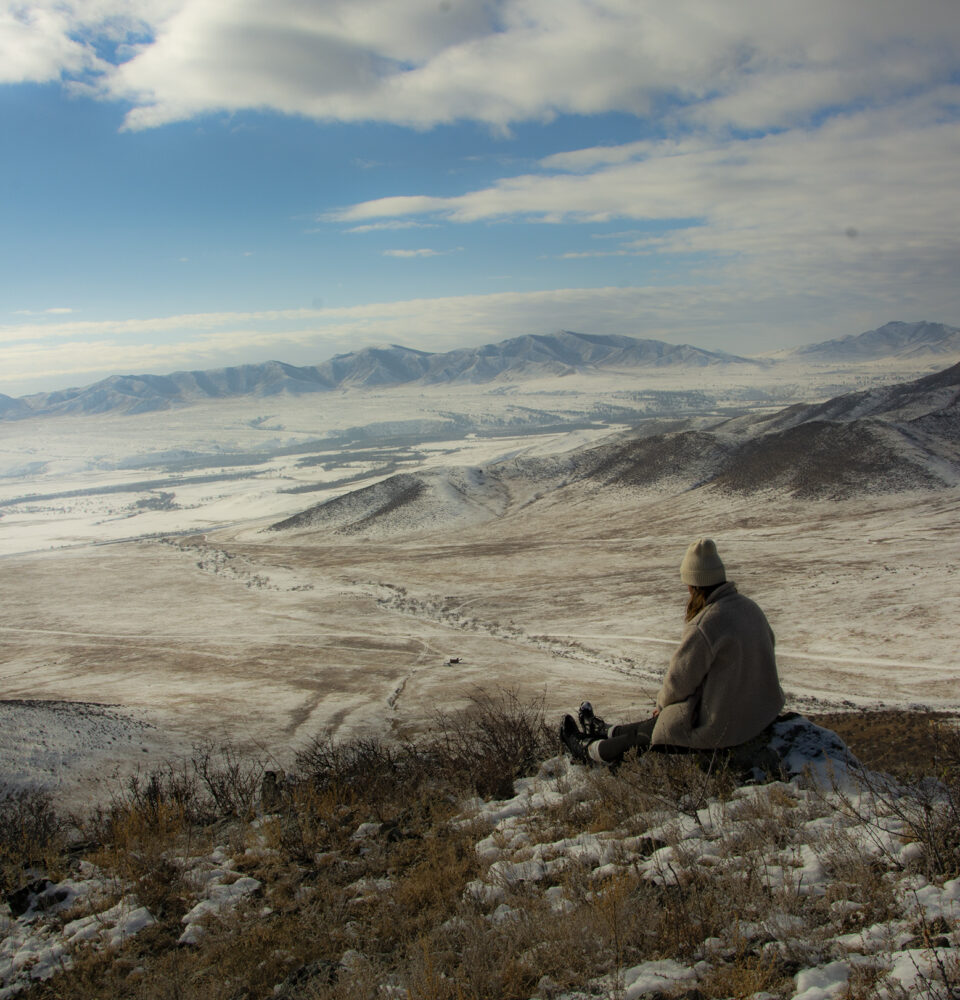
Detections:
680,538,726,587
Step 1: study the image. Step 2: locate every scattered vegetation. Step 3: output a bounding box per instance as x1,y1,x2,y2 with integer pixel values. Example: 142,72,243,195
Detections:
1,699,958,999
0,787,66,896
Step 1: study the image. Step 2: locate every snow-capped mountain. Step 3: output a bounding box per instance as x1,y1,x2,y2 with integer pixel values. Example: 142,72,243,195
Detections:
0,393,29,418
791,321,960,362
7,323,958,422
3,331,758,420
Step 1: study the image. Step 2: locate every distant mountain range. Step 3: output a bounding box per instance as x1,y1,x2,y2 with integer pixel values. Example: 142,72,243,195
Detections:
789,321,960,362
0,331,759,420
2,322,958,421
271,358,960,535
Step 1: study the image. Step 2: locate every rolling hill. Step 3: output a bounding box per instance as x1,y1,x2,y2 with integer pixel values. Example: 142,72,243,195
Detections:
269,360,960,536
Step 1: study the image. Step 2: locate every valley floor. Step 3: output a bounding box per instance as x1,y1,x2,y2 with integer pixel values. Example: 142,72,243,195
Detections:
1,480,957,807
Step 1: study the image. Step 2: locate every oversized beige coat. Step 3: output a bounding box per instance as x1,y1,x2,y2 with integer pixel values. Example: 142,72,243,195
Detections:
651,582,785,749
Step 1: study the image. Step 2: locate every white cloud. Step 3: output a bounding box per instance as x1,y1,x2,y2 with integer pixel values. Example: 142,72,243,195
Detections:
0,307,327,344
334,91,960,307
555,250,633,260
344,220,439,233
2,1,958,392
540,141,659,173
382,247,461,258
12,306,74,316
3,0,957,133
0,4,96,83
0,0,177,84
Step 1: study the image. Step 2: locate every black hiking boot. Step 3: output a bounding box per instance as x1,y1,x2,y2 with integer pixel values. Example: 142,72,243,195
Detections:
559,714,593,765
578,701,609,739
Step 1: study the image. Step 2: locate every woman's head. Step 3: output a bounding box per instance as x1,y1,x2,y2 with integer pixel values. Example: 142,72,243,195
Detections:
680,538,726,621
680,538,725,587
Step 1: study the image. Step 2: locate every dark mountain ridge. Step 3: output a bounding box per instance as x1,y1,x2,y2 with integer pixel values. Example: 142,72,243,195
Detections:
583,360,960,498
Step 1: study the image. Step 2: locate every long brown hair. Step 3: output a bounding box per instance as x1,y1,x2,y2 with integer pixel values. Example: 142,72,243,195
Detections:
685,582,723,622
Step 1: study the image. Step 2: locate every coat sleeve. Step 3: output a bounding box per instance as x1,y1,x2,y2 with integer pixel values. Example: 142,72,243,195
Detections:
656,624,714,710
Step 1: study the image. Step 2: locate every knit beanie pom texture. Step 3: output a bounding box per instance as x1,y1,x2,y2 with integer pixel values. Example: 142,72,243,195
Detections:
680,538,726,587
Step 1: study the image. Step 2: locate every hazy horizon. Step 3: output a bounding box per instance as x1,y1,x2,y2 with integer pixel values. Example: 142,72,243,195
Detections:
3,318,958,400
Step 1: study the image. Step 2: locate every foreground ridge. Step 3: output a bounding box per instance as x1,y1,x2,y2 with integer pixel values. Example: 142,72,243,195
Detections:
2,706,958,999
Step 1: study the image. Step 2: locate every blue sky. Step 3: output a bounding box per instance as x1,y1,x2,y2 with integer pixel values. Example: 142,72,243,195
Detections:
1,0,959,394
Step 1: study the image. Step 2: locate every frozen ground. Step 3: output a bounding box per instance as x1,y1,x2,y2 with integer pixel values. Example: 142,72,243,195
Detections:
0,361,957,808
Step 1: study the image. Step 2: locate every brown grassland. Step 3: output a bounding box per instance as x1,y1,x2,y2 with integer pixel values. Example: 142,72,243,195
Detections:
2,698,959,1000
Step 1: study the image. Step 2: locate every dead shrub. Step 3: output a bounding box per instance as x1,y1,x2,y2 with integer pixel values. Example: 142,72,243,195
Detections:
0,785,66,894
267,781,356,861
81,741,269,877
828,722,960,884
296,734,429,814
286,688,554,870
384,826,478,923
652,864,763,960
190,738,267,820
429,688,554,798
578,748,738,836
295,689,552,808
696,948,791,999
26,695,950,1000
819,832,899,929
104,760,213,831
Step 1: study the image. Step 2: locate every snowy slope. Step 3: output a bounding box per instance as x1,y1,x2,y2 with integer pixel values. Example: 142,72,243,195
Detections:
583,361,960,497
271,361,960,531
3,720,959,1000
723,360,960,436
792,321,960,362
269,466,513,537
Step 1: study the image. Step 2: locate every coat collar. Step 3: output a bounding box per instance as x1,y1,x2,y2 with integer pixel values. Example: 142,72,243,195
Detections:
705,581,738,606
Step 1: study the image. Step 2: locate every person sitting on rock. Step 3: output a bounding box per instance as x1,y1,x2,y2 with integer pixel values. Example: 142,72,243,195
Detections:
561,538,785,766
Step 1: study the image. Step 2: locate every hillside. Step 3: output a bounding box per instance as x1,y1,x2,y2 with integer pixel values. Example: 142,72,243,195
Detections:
270,466,513,536
2,704,958,1000
583,361,960,498
723,360,960,436
270,361,960,537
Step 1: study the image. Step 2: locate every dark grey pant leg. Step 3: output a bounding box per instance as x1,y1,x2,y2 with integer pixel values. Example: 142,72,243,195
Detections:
594,716,658,763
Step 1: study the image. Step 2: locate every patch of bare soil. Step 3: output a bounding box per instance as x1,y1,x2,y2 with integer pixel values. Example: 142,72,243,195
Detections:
808,709,960,776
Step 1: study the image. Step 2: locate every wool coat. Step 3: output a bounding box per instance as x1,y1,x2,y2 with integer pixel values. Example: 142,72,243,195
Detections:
651,582,785,749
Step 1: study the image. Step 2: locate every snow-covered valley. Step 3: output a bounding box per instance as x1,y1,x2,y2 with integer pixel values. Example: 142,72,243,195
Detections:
1,344,959,1000
0,356,957,807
